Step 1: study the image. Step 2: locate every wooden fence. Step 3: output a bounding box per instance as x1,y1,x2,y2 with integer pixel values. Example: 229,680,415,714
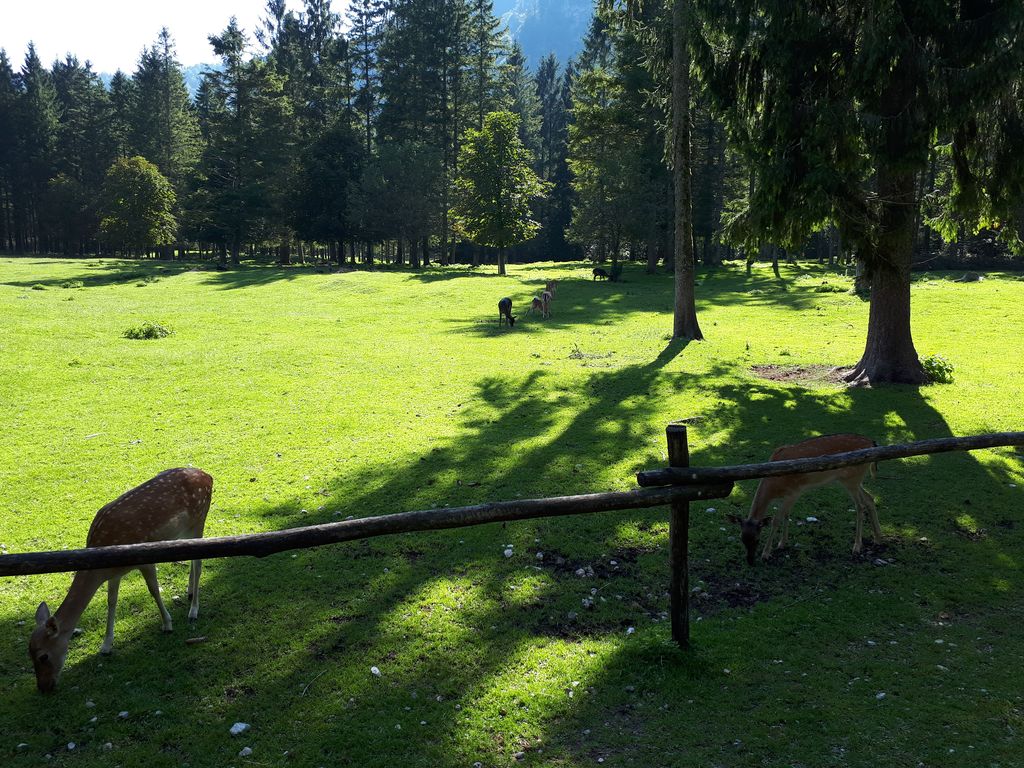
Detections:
1,426,1022,649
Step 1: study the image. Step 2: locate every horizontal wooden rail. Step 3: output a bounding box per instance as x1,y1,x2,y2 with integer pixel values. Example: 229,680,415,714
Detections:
0,483,734,577
637,431,1024,488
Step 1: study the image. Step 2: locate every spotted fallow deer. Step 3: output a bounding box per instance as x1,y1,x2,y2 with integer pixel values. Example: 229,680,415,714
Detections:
727,434,881,565
544,279,557,297
29,468,212,692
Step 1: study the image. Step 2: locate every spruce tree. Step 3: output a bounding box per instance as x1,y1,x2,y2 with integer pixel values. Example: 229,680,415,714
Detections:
14,44,59,252
0,50,19,251
499,41,541,156
700,0,1024,382
131,29,202,197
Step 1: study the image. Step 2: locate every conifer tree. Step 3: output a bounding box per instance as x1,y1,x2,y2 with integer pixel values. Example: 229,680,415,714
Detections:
131,29,201,196
700,0,1024,382
499,41,541,156
0,50,20,251
14,44,59,252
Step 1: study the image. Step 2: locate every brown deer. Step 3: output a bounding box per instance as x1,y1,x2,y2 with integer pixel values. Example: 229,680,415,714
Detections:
727,434,881,565
29,468,212,693
527,296,546,317
541,290,553,318
497,297,516,327
544,279,557,297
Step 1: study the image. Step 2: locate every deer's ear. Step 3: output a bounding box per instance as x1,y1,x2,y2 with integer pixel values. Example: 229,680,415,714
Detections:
35,602,50,625
45,615,60,637
758,516,772,529
726,514,743,525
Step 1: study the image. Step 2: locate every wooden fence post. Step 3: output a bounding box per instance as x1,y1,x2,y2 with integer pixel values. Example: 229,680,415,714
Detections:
667,422,690,649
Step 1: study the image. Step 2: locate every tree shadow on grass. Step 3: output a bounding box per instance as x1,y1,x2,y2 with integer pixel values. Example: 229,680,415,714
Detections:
1,260,195,289
536,374,1024,765
0,340,710,765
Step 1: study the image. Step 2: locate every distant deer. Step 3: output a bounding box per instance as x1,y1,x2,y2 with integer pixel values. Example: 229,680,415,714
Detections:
727,434,881,565
545,279,557,297
497,297,516,327
527,296,546,317
541,290,553,317
29,468,212,693
593,267,609,281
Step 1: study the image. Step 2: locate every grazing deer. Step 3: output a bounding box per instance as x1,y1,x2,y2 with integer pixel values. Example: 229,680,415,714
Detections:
593,267,609,281
497,297,516,327
545,279,557,297
727,434,881,565
541,290,553,318
29,468,212,693
527,296,546,317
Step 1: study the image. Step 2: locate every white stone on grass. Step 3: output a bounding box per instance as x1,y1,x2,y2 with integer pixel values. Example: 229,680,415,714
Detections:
229,722,250,736
371,666,382,677
503,548,514,558
239,747,253,757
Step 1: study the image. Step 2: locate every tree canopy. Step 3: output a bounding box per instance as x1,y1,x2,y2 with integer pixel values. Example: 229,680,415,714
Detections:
452,110,548,274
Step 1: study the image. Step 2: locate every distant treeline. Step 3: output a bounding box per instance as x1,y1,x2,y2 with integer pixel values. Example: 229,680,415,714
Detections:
0,0,1018,270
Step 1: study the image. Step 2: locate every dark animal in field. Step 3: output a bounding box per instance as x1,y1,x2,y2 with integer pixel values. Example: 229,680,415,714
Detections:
593,268,609,281
498,297,516,327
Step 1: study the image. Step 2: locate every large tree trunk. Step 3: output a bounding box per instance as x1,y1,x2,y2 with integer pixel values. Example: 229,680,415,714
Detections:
671,0,703,340
845,165,926,385
498,246,506,276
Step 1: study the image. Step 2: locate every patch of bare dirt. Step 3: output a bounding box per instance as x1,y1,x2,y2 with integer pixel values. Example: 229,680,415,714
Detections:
751,364,854,385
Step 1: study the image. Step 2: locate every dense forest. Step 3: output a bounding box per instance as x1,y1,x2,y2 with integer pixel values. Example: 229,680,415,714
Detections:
0,0,1021,273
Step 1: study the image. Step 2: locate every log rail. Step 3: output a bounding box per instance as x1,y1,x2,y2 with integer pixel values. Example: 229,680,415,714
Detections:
637,432,1024,487
0,483,734,578
2,426,1021,651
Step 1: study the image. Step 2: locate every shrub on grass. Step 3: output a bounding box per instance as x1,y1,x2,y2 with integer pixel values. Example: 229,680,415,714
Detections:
921,354,954,384
123,321,173,340
60,280,84,289
31,284,46,290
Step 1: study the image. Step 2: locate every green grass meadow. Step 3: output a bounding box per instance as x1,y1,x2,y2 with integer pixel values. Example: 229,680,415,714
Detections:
1,257,1022,767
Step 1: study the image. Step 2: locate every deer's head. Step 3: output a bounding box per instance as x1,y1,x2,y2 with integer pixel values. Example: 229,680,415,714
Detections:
29,602,69,693
727,514,771,566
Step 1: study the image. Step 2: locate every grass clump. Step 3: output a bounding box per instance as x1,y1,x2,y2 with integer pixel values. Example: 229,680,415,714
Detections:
30,283,46,290
921,353,955,383
122,321,173,340
813,281,847,293
60,279,84,289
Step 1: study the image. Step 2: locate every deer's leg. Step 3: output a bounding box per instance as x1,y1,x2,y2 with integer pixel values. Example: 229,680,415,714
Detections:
760,515,782,561
140,565,173,632
841,480,866,553
188,560,202,621
860,487,882,543
100,576,121,654
777,498,797,549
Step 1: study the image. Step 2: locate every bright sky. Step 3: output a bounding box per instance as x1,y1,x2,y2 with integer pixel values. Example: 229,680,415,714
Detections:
0,0,341,73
